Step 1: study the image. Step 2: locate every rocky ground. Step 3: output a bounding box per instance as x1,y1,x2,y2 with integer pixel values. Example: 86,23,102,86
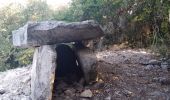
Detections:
0,66,31,100
0,49,170,100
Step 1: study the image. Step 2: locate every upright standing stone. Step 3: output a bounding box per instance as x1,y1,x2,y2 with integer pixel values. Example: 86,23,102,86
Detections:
12,20,104,48
76,48,98,83
31,45,57,100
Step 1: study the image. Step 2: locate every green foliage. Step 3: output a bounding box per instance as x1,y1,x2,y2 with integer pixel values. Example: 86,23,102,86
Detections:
65,0,170,56
0,0,169,71
0,0,53,71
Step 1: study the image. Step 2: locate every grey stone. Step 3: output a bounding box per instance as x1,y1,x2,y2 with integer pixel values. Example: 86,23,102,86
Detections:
64,89,75,97
148,59,161,65
144,65,154,70
12,20,104,48
0,88,6,94
161,62,168,70
22,86,31,96
31,45,57,100
123,90,134,97
104,96,111,100
0,66,31,100
152,77,170,85
76,48,98,83
22,76,31,83
149,91,165,96
80,89,93,98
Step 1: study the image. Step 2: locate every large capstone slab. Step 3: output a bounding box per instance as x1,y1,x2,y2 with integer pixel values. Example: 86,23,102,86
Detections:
12,20,104,47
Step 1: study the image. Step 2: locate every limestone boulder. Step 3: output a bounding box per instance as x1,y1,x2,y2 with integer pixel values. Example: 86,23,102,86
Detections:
76,48,98,83
12,20,104,48
31,45,57,100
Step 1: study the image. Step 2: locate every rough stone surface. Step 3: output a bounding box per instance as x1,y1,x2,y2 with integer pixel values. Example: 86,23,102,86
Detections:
31,45,57,100
80,89,93,98
161,62,168,70
0,66,31,100
1,48,170,100
148,59,161,65
76,48,98,83
12,20,104,47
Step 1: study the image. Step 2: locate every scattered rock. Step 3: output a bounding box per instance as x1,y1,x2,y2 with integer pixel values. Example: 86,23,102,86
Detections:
0,88,5,95
73,83,84,93
115,91,122,96
160,79,170,85
144,65,154,70
149,91,166,97
1,49,170,100
93,82,105,89
80,89,93,98
22,86,31,96
152,77,170,85
22,76,31,83
161,62,168,70
104,96,111,100
0,66,31,99
123,90,134,97
64,89,75,97
148,59,161,65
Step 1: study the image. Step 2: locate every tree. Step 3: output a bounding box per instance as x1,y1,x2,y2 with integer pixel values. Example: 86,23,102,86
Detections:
0,0,54,71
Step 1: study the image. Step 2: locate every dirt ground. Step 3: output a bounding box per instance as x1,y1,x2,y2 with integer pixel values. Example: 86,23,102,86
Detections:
0,49,169,100
52,49,170,100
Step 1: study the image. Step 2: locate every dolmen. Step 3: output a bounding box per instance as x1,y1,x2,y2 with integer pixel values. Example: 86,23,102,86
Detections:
12,20,104,100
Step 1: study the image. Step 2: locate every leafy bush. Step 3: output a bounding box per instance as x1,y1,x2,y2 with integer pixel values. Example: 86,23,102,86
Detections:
0,0,170,71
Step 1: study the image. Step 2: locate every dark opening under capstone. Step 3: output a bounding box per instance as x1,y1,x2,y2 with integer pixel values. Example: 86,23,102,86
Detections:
54,44,84,84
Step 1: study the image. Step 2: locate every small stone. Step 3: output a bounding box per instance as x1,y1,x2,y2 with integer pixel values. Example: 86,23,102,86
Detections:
93,82,105,89
74,84,84,93
22,86,31,96
148,59,160,65
0,88,6,94
123,90,134,97
154,65,160,68
152,77,160,82
167,59,170,62
144,65,154,70
152,77,170,85
163,88,169,92
115,91,121,96
104,96,111,100
149,91,164,96
64,89,75,97
160,79,170,85
22,76,31,83
161,62,168,70
80,89,93,98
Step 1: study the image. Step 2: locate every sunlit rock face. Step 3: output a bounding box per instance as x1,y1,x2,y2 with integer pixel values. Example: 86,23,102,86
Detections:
31,45,57,100
0,66,31,100
12,20,104,48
